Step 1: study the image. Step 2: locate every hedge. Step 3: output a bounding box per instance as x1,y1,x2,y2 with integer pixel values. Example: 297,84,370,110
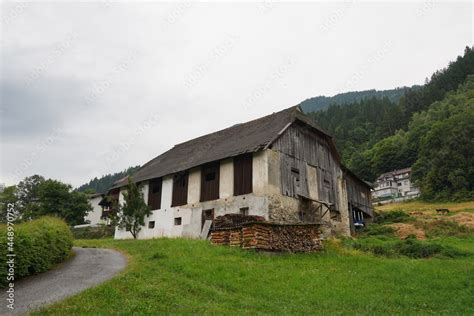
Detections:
71,225,115,239
0,217,73,286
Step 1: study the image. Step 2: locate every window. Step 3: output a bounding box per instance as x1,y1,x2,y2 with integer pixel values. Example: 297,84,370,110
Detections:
239,207,249,216
291,168,300,186
398,182,402,186
148,221,155,229
201,209,214,229
234,154,252,196
171,171,188,207
330,209,341,222
148,178,162,210
174,217,182,226
201,162,220,202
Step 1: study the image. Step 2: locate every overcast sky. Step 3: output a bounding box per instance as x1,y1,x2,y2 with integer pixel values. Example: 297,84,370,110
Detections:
1,1,472,187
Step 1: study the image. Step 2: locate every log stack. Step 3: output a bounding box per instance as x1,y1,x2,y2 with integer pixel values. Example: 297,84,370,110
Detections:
210,214,322,252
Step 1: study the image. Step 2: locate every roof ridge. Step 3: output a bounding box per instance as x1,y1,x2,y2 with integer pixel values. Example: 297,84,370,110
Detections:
172,106,299,148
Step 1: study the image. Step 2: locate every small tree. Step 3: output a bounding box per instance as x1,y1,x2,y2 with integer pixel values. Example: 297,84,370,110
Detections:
116,177,151,239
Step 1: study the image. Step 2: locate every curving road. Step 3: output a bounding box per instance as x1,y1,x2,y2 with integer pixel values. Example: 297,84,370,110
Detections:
1,247,127,315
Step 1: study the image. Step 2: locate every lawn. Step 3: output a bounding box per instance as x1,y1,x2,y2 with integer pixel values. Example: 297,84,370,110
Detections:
375,200,474,214
34,236,474,315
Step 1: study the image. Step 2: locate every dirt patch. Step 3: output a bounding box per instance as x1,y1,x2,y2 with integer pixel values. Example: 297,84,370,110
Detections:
387,223,426,240
448,212,474,228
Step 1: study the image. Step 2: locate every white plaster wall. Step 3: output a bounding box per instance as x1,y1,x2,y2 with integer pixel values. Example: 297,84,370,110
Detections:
85,196,103,225
266,149,281,195
188,167,200,204
219,158,233,198
114,187,132,239
115,151,275,240
253,151,267,195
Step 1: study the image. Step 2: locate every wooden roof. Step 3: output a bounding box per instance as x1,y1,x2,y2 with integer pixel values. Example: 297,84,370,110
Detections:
112,106,341,188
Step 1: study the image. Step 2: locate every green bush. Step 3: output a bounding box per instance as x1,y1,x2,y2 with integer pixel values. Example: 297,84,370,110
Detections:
375,210,411,224
423,220,473,238
352,236,467,259
361,224,395,237
0,217,73,286
71,225,115,239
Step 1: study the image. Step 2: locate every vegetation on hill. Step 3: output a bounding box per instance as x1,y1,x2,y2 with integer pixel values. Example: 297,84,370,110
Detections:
0,217,73,286
76,165,140,193
308,47,474,201
299,87,412,113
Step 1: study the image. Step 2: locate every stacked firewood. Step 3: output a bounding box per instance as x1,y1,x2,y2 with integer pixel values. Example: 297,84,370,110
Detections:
269,225,321,252
242,224,271,250
210,229,232,245
213,213,265,229
229,230,242,247
210,215,322,252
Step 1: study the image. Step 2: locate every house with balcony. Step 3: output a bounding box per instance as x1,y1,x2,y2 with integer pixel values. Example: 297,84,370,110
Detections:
372,167,420,203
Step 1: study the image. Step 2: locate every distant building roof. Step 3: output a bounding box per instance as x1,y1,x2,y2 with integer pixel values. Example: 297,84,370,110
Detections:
377,167,412,180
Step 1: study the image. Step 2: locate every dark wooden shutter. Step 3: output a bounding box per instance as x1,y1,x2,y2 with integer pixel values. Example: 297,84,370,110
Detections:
234,154,253,196
200,162,220,202
148,178,162,210
171,171,188,207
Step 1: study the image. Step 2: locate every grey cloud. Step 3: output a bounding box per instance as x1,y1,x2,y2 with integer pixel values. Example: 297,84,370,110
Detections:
1,77,88,140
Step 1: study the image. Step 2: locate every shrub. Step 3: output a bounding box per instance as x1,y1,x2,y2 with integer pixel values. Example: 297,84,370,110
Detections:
71,225,115,239
375,210,410,224
0,217,73,286
423,220,473,238
361,224,395,237
351,236,467,259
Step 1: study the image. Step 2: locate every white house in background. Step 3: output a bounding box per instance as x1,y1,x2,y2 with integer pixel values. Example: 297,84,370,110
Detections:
107,106,373,240
371,167,420,203
81,193,111,226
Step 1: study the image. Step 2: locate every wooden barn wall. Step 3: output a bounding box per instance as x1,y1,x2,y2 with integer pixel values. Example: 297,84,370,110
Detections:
345,173,372,216
271,123,341,211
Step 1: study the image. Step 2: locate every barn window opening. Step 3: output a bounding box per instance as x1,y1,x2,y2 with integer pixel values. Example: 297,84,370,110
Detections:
172,171,189,207
330,209,341,222
148,178,162,210
201,162,220,202
234,154,252,196
201,209,214,229
148,221,155,229
174,217,182,226
291,168,300,184
239,207,249,216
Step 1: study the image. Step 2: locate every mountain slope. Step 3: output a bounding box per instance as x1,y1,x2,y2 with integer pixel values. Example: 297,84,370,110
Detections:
299,87,414,113
76,166,140,193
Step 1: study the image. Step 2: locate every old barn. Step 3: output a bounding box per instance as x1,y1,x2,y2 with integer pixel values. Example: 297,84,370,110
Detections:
110,106,373,239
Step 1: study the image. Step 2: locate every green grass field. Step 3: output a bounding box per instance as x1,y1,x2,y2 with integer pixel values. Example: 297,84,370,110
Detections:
33,200,474,315
34,236,474,315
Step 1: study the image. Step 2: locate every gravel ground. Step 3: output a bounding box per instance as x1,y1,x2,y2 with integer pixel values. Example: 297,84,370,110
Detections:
1,247,127,315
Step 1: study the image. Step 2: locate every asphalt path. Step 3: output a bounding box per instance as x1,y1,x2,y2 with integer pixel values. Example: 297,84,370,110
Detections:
1,247,127,315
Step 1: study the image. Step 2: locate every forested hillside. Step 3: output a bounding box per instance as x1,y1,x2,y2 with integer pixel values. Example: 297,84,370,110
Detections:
308,46,474,201
76,166,140,193
299,87,413,112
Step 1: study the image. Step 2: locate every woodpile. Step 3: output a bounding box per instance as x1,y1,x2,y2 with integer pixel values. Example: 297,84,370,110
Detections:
210,214,322,252
213,213,265,229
